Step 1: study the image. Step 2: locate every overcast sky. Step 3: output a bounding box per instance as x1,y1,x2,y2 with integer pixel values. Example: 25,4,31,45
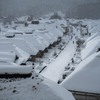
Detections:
0,0,99,17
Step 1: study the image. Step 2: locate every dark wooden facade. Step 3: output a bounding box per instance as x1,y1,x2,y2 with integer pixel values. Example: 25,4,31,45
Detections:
69,90,100,100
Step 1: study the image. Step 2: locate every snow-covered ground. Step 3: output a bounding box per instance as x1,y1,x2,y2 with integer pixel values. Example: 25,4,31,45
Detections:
41,38,76,82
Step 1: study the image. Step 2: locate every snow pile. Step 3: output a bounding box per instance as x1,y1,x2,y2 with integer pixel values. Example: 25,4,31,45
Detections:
62,52,100,93
15,34,41,54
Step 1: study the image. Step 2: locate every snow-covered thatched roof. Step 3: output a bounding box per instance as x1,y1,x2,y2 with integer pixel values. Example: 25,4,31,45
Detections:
62,52,100,94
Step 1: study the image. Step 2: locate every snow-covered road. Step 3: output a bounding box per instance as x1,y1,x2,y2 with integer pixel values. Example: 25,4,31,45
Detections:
41,40,76,82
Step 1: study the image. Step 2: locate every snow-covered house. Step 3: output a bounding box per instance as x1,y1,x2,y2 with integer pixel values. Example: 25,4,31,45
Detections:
15,34,39,54
17,27,34,34
0,42,16,62
0,52,16,63
86,31,100,43
62,52,100,100
0,61,32,78
5,29,24,37
0,42,30,65
81,36,100,60
14,16,27,24
0,42,32,77
89,24,100,33
0,75,75,100
0,38,34,55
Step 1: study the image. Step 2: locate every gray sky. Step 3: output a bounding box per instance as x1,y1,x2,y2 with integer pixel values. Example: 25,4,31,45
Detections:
0,0,99,17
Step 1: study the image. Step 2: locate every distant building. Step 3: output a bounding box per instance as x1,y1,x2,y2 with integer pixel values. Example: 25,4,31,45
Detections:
31,20,39,24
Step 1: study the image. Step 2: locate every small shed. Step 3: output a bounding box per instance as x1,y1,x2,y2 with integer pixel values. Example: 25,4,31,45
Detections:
31,20,39,24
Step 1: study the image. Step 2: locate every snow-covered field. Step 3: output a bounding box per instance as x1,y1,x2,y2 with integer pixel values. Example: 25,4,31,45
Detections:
0,13,100,99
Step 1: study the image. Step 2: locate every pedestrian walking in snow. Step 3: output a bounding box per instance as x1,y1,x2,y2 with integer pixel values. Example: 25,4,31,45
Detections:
71,58,74,63
68,63,70,66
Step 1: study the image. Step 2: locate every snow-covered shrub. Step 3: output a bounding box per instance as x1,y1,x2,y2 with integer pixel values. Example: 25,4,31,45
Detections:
50,12,62,20
70,67,75,71
76,39,85,48
27,15,33,21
